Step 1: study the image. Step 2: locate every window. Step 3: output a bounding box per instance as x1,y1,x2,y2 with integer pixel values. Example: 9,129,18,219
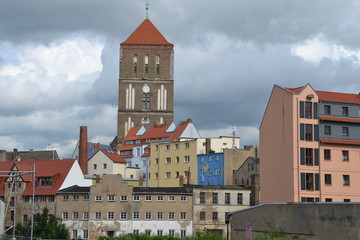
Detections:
108,195,115,202
324,125,331,135
157,196,164,201
133,55,138,73
180,212,187,220
343,175,350,186
169,230,175,237
324,149,331,160
62,212,68,219
133,212,140,220
306,173,314,190
73,212,79,219
184,156,190,162
200,192,205,204
120,212,127,220
73,230,78,239
120,196,128,201
157,230,163,236
83,230,88,239
237,193,243,205
175,171,179,178
175,144,179,149
325,198,332,202
213,212,218,221
73,195,79,200
155,173,158,179
23,214,28,224
199,212,205,221
181,229,187,238
305,102,312,118
63,195,69,200
168,212,175,220
176,156,180,163
215,169,221,175
324,105,331,115
133,195,140,201
144,55,149,75
325,174,332,185
95,212,102,220
108,212,115,220
103,163,107,169
342,106,349,116
344,199,351,202
145,212,152,220
169,196,175,202
145,230,151,236
185,142,190,148
166,157,171,164
225,193,231,204
342,150,349,161
208,169,212,176
93,164,97,169
184,171,189,178
342,127,349,136
157,212,164,220
156,55,160,75
133,230,139,235
145,195,152,201
155,158,159,164
180,196,187,202
142,93,150,109
83,212,89,220
95,196,103,201
305,124,313,141
212,193,218,204
305,148,313,165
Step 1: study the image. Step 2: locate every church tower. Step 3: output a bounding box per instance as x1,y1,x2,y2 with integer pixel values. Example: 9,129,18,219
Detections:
117,18,174,145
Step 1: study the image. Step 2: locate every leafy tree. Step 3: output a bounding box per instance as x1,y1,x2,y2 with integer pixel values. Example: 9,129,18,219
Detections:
16,208,69,239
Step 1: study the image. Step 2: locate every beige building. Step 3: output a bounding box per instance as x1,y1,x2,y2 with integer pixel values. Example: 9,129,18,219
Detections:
57,175,193,239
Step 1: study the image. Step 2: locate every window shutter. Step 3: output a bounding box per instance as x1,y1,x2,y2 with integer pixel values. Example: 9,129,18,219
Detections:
301,173,305,190
313,102,318,119
300,148,305,165
300,124,305,140
314,149,319,166
314,125,319,141
301,197,306,202
315,173,320,191
300,101,305,118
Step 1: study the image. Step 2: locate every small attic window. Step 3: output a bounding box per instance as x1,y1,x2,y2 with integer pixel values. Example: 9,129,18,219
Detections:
306,94,314,99
38,177,52,187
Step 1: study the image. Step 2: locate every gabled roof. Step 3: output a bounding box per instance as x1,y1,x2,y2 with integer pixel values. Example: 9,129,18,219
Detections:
0,159,76,196
99,149,127,164
121,19,173,46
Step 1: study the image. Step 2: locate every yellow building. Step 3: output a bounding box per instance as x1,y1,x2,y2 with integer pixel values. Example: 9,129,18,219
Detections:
150,139,199,187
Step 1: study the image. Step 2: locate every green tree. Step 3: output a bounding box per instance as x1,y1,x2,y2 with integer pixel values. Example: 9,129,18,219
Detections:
16,208,69,239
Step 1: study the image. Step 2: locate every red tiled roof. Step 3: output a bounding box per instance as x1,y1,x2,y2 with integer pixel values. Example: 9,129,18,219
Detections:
170,120,190,140
121,19,173,46
100,149,127,164
119,154,133,158
0,159,76,196
320,139,360,146
286,86,304,94
316,91,360,104
320,116,360,123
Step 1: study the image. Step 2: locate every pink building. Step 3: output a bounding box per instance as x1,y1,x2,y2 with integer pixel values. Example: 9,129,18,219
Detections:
260,84,360,203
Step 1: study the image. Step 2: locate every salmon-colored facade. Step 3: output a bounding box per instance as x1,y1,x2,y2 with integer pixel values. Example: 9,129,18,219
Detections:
260,84,360,203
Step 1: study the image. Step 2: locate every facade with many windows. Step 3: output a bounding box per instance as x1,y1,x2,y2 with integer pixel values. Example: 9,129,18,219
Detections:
260,84,360,203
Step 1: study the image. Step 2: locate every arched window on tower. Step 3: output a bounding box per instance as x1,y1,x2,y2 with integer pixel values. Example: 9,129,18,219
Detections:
155,55,160,76
142,93,150,109
144,55,149,76
133,55,138,74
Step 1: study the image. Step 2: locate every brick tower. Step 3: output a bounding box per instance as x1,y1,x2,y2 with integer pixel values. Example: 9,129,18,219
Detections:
117,18,174,146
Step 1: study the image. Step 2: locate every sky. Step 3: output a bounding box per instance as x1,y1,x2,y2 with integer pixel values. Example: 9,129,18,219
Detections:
1,0,360,157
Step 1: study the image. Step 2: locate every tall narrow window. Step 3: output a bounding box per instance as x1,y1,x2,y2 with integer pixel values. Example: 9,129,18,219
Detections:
133,55,138,73
324,105,331,115
342,106,349,116
305,124,313,141
305,102,312,118
145,55,149,75
142,93,150,109
156,55,160,76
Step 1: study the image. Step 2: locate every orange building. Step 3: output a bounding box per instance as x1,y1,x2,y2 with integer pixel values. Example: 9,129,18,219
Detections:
260,84,360,203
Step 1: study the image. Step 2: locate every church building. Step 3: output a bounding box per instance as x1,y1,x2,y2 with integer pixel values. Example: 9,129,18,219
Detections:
117,18,174,146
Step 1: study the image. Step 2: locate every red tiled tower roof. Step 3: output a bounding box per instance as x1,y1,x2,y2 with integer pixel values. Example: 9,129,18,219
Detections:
121,19,173,46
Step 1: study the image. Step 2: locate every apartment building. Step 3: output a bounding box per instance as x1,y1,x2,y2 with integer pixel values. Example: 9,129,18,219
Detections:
260,84,360,203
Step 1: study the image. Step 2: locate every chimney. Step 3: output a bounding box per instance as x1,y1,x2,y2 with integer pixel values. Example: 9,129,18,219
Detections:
0,150,6,162
205,138,211,153
79,126,88,175
13,148,18,161
139,176,144,187
244,145,252,151
187,118,192,123
179,176,184,186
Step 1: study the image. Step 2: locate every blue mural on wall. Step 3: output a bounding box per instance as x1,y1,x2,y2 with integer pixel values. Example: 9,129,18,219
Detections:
197,153,224,185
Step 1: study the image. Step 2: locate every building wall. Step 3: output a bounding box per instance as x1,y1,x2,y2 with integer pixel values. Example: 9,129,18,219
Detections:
197,153,224,185
87,151,126,177
233,157,259,186
230,203,360,240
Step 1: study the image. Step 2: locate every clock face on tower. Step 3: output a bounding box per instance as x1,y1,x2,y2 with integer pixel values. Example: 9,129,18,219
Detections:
143,84,150,93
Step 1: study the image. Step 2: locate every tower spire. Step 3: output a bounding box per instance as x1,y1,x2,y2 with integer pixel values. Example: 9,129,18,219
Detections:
145,0,150,19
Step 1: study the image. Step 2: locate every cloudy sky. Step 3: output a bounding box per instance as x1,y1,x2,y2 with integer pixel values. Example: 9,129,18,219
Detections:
1,0,360,157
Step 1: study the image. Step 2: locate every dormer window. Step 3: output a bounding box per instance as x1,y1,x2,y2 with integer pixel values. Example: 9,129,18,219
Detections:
133,55,138,74
38,177,52,187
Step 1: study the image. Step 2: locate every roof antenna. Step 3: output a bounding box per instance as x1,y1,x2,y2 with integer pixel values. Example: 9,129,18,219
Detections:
145,0,150,19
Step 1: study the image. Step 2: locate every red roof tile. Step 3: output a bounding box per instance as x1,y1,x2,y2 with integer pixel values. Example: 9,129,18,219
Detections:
100,149,127,164
170,120,191,140
320,116,360,123
121,19,173,46
316,91,360,104
286,86,304,94
320,139,360,146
